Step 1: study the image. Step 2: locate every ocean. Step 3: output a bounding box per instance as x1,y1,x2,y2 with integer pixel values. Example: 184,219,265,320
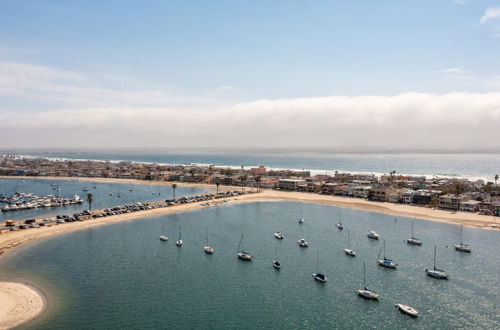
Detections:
15,150,500,181
2,201,499,329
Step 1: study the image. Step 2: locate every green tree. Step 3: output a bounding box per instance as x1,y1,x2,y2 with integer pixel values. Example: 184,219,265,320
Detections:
495,174,499,186
172,183,177,200
86,193,93,211
239,175,247,192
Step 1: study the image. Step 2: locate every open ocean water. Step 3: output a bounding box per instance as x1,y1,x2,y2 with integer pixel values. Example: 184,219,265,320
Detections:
17,151,500,181
1,201,499,329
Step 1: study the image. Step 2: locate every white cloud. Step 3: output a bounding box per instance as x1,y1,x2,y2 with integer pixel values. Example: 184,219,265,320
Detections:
443,68,463,73
480,7,500,24
1,92,500,149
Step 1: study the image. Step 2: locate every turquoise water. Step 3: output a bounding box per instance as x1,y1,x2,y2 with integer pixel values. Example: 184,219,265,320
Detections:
21,151,500,180
0,178,206,221
2,202,499,329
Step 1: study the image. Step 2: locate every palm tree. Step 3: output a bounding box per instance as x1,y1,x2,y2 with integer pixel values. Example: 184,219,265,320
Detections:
239,175,247,192
87,193,93,211
215,178,220,196
172,183,177,200
255,176,262,192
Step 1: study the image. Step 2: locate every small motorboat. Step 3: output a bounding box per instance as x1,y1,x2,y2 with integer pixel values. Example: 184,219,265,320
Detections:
297,238,309,247
395,303,418,317
336,222,343,230
204,246,214,254
159,235,168,241
343,248,356,257
298,217,304,223
272,260,281,269
367,231,380,239
274,232,285,239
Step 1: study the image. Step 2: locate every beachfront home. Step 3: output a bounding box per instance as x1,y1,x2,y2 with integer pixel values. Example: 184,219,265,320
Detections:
278,179,306,191
439,194,468,211
479,202,494,215
459,200,481,212
349,185,372,199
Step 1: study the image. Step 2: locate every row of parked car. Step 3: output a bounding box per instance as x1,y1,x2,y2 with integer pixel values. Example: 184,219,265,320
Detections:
5,190,251,231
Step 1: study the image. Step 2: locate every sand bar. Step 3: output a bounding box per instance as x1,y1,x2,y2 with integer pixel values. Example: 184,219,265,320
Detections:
0,282,44,330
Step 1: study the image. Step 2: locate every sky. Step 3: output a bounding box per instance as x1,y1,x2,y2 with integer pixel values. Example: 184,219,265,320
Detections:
1,0,500,150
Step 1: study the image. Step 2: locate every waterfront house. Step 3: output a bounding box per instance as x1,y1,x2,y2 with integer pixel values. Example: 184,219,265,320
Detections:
459,200,481,212
439,194,468,210
278,179,306,191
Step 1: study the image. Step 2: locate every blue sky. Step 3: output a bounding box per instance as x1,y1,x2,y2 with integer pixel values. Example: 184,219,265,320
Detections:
1,0,500,148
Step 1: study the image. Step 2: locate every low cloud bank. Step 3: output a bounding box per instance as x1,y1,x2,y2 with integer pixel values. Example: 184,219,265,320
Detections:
1,92,500,149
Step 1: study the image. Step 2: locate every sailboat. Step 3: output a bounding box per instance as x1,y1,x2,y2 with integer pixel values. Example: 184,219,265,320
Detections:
237,234,253,261
406,221,422,245
343,230,356,256
272,243,281,269
336,208,343,230
355,261,379,299
204,228,214,254
367,230,380,239
297,238,309,247
454,224,471,253
159,235,168,241
425,246,448,279
377,239,397,268
176,225,183,246
312,251,327,282
298,204,304,223
395,303,419,317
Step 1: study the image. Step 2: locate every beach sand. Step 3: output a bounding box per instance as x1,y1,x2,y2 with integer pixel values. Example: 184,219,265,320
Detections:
0,282,44,330
0,177,499,328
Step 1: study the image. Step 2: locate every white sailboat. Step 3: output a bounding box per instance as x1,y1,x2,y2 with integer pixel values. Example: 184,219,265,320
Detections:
454,224,471,253
425,246,448,279
406,221,422,245
176,225,183,246
377,239,397,268
204,228,214,254
395,303,419,317
298,204,304,223
355,261,379,299
343,230,356,256
336,208,344,230
312,251,327,282
272,243,281,269
237,234,253,261
159,235,168,241
367,230,380,239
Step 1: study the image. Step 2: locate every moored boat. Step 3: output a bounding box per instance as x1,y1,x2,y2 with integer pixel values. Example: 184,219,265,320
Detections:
297,238,309,247
406,221,422,245
160,235,168,241
367,231,380,239
356,261,379,300
274,232,284,239
237,234,253,261
425,246,449,279
377,240,397,269
395,303,419,317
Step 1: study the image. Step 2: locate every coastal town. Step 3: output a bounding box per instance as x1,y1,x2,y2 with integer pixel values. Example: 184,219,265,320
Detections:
2,154,499,217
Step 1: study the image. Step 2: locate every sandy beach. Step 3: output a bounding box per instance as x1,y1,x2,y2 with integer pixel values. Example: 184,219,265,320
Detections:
0,177,499,328
0,282,45,330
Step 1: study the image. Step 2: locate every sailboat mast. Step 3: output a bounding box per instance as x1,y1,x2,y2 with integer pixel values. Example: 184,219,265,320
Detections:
317,251,319,273
411,221,414,238
433,246,437,270
363,261,367,289
383,239,386,259
347,230,350,248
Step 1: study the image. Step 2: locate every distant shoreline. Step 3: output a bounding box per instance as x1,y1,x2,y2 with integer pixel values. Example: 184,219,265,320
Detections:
0,176,498,329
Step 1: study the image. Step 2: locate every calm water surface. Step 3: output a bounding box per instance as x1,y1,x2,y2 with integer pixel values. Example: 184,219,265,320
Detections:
1,202,499,329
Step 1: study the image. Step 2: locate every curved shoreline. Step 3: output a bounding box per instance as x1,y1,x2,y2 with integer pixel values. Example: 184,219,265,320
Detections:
0,282,45,330
0,177,499,328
